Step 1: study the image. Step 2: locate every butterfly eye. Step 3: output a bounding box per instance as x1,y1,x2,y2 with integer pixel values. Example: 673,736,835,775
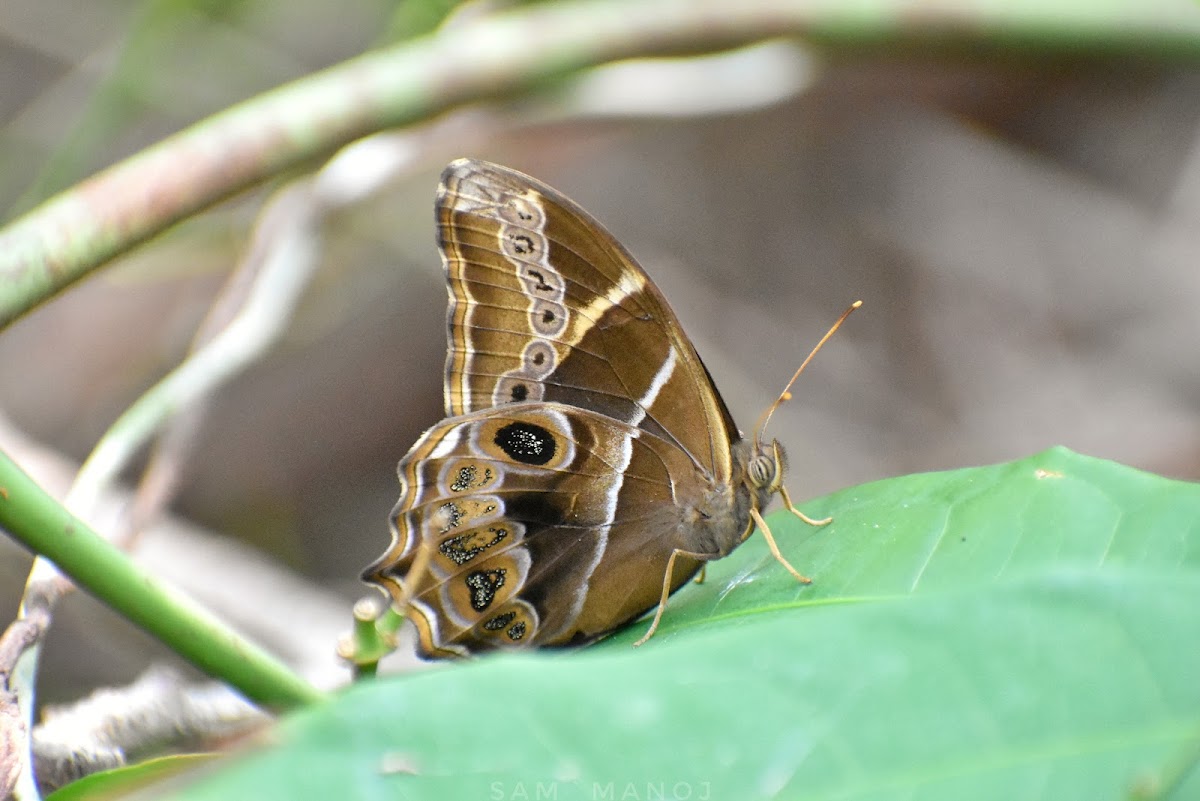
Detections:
748,454,776,488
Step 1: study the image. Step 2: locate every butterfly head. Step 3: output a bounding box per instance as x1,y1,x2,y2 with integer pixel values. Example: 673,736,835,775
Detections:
747,439,787,496
749,299,862,505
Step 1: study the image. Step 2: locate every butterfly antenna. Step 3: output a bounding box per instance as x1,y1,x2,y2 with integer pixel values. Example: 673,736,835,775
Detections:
753,300,862,446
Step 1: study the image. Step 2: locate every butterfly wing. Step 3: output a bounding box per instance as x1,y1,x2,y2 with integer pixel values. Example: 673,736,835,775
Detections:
438,159,741,481
362,403,709,656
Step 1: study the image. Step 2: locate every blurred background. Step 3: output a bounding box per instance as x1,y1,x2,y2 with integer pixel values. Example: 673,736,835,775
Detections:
2,0,1200,700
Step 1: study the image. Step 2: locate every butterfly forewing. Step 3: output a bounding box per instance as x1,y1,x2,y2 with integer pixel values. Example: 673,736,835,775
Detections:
438,160,739,479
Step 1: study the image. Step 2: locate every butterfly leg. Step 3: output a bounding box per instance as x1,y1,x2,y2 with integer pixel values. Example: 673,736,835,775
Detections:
779,485,832,527
693,565,707,585
634,548,712,647
751,506,812,584
397,539,435,616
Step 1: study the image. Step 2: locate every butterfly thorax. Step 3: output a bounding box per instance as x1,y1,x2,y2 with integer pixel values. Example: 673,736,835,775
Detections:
692,437,783,559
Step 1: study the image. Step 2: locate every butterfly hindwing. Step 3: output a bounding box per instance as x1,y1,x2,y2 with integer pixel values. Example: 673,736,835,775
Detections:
362,402,706,655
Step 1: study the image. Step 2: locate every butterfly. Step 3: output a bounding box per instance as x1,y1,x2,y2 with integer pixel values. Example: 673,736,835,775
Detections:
362,159,855,658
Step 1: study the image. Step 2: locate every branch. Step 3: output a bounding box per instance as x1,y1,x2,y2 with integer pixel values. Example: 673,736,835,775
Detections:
2,0,1200,326
32,666,264,794
0,451,325,712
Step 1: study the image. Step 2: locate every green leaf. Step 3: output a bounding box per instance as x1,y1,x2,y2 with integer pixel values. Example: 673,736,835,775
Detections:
604,445,1200,646
141,449,1200,800
46,754,218,801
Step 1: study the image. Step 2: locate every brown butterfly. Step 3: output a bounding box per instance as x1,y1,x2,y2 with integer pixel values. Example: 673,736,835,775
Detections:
362,159,856,658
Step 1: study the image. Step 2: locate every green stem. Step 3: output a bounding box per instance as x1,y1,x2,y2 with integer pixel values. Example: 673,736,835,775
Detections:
0,450,325,712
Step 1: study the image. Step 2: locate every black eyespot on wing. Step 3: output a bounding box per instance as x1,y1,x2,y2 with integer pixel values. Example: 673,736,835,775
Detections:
494,422,556,465
439,526,509,566
483,611,516,631
510,384,529,402
450,465,476,492
465,569,506,611
512,234,535,255
526,269,552,292
437,501,463,532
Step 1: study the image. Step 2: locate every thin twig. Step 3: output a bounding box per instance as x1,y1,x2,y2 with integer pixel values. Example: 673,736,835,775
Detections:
121,182,315,548
32,666,265,794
